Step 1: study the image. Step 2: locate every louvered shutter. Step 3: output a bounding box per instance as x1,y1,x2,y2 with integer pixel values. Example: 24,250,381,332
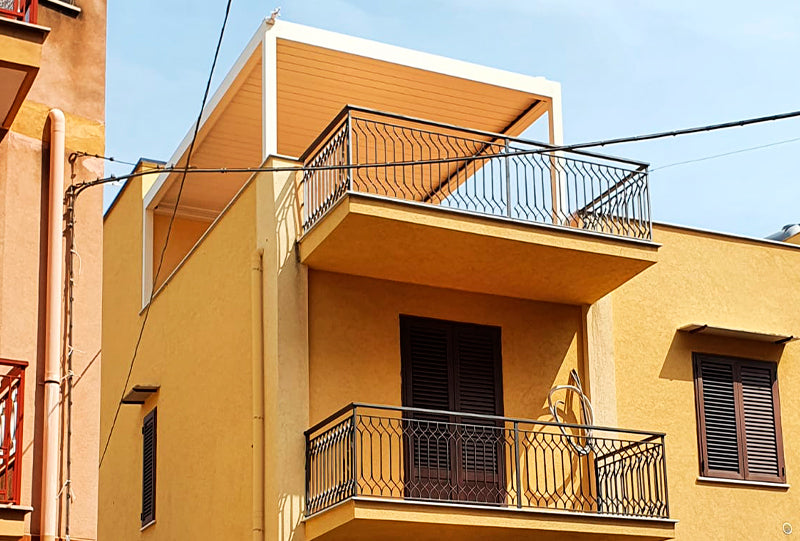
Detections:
141,409,157,526
454,326,503,503
740,363,782,481
694,355,784,483
401,316,504,503
697,359,741,476
402,319,453,479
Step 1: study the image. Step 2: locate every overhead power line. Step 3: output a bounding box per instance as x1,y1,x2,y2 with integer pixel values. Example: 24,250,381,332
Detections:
92,99,800,468
98,0,234,469
78,106,800,195
651,136,800,173
546,109,800,154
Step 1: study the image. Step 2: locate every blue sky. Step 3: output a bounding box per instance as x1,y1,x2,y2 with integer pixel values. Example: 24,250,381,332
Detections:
105,1,800,237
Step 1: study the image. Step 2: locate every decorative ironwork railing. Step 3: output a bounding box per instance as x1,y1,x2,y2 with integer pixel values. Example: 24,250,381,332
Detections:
0,360,25,505
299,106,652,241
305,404,669,520
0,0,37,23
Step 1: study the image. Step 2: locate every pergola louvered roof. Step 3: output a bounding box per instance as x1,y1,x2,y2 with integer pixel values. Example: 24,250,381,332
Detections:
144,19,561,217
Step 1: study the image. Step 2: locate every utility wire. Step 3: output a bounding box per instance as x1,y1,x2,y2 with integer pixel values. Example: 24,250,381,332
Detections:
94,104,800,467
545,109,800,153
651,136,800,173
69,151,139,168
98,0,234,469
78,106,800,196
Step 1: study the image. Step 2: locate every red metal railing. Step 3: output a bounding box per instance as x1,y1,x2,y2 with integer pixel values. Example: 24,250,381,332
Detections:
0,0,38,24
0,360,26,505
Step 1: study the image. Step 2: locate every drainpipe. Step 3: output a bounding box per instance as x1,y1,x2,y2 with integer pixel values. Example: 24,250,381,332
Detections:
41,108,65,541
250,249,265,541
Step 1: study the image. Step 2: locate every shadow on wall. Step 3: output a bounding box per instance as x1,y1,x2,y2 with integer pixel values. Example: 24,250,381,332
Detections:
659,331,786,382
276,169,302,273
279,491,304,541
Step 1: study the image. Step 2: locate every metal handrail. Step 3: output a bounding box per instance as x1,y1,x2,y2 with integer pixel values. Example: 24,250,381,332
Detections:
300,106,652,240
305,403,669,519
302,106,649,168
0,359,26,506
305,402,666,438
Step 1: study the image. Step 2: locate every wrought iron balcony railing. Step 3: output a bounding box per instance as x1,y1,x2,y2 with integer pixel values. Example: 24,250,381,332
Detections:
0,0,37,23
299,106,652,241
0,360,25,505
305,404,669,520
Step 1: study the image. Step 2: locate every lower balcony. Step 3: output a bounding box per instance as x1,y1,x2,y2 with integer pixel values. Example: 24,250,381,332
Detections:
304,404,675,541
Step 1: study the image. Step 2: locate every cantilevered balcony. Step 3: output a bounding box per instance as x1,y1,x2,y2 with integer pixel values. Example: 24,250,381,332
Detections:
297,107,659,305
304,404,673,541
0,0,45,137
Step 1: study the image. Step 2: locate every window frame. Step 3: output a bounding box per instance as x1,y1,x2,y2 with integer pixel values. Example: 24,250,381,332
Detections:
693,353,786,484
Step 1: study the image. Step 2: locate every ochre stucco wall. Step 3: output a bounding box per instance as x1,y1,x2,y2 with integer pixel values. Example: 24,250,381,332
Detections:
151,214,213,288
99,177,256,541
613,224,800,540
308,270,583,426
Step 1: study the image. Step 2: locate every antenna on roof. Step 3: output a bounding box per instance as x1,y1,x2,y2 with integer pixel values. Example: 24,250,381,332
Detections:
266,7,281,26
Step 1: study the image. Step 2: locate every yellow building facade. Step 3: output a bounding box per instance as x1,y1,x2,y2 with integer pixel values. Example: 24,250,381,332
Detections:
101,20,798,541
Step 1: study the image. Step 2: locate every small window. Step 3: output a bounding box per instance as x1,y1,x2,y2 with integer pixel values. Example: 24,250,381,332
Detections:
693,354,785,483
141,408,157,527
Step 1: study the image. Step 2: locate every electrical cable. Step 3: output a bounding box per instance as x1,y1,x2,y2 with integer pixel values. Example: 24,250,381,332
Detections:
98,0,234,469
69,151,139,167
651,136,800,173
95,102,800,467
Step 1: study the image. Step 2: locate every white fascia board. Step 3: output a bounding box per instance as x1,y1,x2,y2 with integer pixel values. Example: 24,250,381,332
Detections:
143,19,269,210
268,20,561,99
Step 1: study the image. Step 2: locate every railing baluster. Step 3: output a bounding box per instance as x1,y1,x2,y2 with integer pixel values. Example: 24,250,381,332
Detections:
513,421,522,509
305,405,668,520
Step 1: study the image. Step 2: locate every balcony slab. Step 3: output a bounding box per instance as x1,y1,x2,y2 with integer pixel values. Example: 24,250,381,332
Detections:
299,193,658,305
305,498,676,541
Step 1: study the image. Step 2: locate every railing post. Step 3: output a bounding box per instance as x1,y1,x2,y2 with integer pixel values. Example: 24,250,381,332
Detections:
350,405,358,498
513,421,522,508
304,431,311,515
504,139,512,219
660,434,670,518
346,109,353,193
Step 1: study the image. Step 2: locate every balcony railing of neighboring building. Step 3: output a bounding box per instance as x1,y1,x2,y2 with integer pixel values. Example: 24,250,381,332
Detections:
0,0,37,23
0,360,25,506
305,404,669,520
299,106,652,241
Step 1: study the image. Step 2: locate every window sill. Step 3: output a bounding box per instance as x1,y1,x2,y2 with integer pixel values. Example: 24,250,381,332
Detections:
40,0,81,17
140,519,156,531
697,476,789,489
0,15,51,34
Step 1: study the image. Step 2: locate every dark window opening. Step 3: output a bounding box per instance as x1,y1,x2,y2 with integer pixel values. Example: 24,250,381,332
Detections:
141,408,157,527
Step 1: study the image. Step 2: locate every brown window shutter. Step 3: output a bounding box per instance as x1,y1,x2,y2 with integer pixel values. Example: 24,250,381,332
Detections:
141,408,157,526
696,358,741,477
740,363,783,481
694,355,785,483
402,318,453,474
401,316,504,503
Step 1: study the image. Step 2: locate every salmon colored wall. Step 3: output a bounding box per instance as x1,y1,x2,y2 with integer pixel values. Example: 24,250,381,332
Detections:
308,270,582,426
0,1,106,537
100,177,257,541
613,224,800,540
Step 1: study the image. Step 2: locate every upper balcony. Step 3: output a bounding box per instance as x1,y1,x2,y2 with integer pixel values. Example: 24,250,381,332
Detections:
297,107,658,305
0,0,45,137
